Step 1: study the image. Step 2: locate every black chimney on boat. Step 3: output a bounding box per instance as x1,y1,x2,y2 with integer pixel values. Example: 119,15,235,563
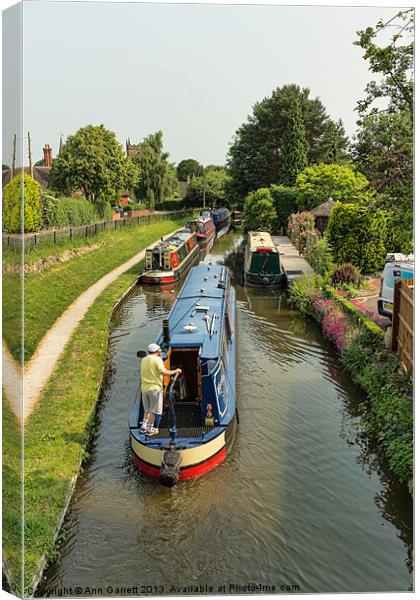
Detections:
163,319,170,344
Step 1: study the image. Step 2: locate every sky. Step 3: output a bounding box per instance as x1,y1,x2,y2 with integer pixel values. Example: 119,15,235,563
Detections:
3,1,404,167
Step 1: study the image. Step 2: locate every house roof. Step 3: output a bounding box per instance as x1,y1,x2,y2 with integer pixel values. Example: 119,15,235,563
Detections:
2,167,51,190
310,197,336,217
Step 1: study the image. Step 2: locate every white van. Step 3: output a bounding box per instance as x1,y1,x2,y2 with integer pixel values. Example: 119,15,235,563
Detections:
377,254,414,318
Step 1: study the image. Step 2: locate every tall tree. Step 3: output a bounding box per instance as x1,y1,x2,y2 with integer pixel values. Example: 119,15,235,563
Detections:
176,159,203,182
49,124,137,204
353,8,414,252
280,97,309,186
354,9,413,120
296,163,370,210
227,84,348,203
185,167,231,208
132,131,175,208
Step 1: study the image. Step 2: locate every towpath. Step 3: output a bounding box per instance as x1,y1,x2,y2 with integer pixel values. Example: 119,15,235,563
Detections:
2,230,178,423
272,236,314,283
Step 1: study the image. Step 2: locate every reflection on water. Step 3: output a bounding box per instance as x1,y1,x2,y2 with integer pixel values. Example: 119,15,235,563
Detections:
40,232,412,595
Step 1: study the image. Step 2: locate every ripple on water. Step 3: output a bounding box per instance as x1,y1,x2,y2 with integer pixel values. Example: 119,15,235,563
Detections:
40,235,412,595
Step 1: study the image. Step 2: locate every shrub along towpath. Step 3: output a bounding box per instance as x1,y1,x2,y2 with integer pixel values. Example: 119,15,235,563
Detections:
2,217,188,422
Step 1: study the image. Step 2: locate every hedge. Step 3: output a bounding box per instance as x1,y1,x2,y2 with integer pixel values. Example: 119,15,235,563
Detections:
41,195,112,228
324,285,384,342
326,202,387,273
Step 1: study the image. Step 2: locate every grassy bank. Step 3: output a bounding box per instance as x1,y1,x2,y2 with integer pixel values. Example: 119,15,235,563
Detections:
2,400,22,594
290,275,413,493
3,217,188,362
3,264,138,594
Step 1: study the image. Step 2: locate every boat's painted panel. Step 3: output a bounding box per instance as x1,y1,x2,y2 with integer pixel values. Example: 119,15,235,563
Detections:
132,446,227,480
131,428,226,468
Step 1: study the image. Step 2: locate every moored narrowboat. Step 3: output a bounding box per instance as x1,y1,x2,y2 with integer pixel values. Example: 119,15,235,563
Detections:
201,208,231,238
244,231,284,287
138,229,199,286
129,263,237,485
186,215,216,252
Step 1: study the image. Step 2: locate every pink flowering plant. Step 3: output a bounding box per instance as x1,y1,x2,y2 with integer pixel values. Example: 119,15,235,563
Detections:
349,298,383,327
311,293,351,353
288,212,317,255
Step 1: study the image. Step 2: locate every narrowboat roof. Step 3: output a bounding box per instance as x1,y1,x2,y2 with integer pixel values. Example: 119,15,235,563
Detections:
156,263,230,360
248,231,279,252
147,229,193,252
189,216,213,225
213,207,230,216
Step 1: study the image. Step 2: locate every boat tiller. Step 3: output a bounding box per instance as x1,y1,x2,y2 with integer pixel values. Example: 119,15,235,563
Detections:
159,450,181,487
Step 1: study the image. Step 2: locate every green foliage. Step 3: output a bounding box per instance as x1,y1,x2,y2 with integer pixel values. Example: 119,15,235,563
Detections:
131,131,176,208
3,174,41,233
296,163,370,210
326,202,387,273
289,274,322,315
306,237,334,275
49,124,137,205
269,185,298,228
352,112,413,254
41,194,107,228
176,159,203,181
342,333,412,491
185,167,231,208
352,9,413,255
354,9,413,119
243,188,277,232
279,97,309,186
227,84,349,203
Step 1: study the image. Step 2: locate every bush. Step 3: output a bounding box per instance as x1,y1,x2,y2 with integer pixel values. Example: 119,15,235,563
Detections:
331,263,360,286
243,188,277,232
41,194,107,228
289,274,322,315
342,335,412,492
3,174,41,233
326,202,387,273
306,237,334,275
269,185,298,228
155,198,191,211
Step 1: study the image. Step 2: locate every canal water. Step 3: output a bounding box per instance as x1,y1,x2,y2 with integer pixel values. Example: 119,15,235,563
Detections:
41,233,412,595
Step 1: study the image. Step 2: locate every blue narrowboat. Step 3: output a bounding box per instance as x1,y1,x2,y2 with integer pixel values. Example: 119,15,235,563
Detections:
129,263,237,486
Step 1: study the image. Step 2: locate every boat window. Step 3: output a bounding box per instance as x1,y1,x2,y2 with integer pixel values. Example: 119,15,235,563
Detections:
178,243,187,261
197,222,205,234
152,251,162,270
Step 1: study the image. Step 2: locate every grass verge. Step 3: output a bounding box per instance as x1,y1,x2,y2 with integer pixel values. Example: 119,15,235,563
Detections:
5,266,137,594
2,400,22,595
3,217,188,362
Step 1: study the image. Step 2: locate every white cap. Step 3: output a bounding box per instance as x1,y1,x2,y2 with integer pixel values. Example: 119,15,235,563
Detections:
147,343,161,353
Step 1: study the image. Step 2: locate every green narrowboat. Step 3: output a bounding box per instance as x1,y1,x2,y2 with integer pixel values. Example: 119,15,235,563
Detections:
244,231,284,287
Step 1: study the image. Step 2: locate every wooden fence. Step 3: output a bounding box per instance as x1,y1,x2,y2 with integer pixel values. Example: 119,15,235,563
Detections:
2,210,194,250
391,279,414,373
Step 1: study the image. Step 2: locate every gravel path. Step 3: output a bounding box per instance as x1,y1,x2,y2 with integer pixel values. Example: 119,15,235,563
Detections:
2,230,178,423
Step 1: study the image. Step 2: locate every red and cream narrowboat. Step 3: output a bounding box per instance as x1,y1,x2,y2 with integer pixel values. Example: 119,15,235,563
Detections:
138,229,199,286
186,215,216,252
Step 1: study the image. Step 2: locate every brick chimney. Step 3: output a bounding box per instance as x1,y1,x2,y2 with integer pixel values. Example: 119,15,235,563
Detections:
43,144,53,167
